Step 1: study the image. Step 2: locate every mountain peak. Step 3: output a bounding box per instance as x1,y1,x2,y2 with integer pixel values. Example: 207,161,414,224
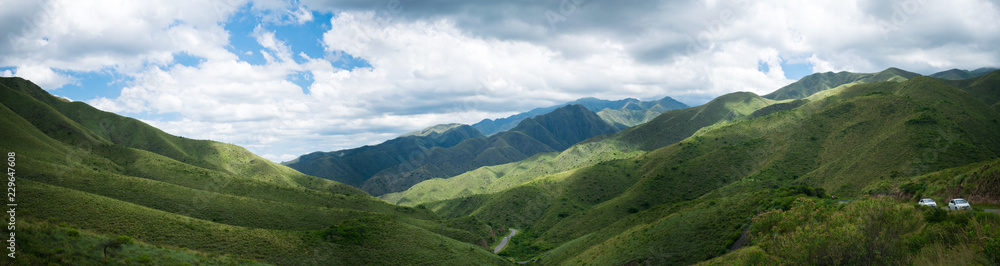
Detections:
400,123,467,137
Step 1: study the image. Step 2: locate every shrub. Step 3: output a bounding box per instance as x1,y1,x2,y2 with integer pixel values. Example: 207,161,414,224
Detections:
100,235,134,259
923,207,947,224
66,228,80,238
985,236,1000,264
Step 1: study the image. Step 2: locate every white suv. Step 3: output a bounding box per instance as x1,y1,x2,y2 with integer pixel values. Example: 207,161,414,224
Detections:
948,199,971,210
918,198,937,208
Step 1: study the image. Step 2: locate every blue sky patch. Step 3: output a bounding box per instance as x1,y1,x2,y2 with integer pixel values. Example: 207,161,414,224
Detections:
780,60,814,80
52,69,122,101
173,52,205,68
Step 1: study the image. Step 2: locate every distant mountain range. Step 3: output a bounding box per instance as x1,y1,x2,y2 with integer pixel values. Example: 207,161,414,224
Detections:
287,104,621,195
285,96,686,196
283,123,484,188
928,67,998,80
472,96,688,135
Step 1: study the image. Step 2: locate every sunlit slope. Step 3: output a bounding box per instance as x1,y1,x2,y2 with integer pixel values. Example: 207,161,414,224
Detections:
763,67,919,100
0,77,507,265
0,77,362,196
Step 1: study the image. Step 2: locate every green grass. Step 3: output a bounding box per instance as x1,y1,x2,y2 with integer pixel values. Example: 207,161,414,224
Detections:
703,196,1000,265
2,218,264,265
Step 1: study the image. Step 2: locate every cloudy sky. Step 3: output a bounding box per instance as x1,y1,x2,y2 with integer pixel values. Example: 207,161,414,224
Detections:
1,0,998,162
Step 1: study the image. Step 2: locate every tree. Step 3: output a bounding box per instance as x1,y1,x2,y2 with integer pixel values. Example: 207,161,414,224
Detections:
100,235,133,259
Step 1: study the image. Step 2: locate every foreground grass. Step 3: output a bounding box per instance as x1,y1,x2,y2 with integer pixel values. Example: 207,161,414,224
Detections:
703,196,1000,265
2,218,263,265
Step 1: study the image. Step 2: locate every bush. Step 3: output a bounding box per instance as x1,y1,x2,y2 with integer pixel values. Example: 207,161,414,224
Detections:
923,207,947,224
986,236,1000,264
100,235,134,259
66,228,80,238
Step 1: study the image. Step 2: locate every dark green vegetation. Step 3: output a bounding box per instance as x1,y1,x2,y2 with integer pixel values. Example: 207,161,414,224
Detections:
472,96,688,136
0,77,508,265
12,219,265,265
929,67,999,80
291,104,621,196
703,196,1000,265
406,69,1000,264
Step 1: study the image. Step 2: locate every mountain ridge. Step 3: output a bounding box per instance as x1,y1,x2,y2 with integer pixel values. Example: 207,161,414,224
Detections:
763,67,920,100
472,96,688,135
359,104,621,195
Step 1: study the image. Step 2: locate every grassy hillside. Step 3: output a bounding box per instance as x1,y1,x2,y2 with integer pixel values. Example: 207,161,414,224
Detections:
414,74,1000,264
702,196,1000,265
359,104,620,196
0,77,363,196
944,70,1000,113
865,157,1000,206
384,91,774,206
0,77,508,265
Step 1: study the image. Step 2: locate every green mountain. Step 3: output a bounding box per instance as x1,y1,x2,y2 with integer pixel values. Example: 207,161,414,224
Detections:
283,123,484,188
472,96,687,135
941,69,1000,113
412,73,1000,264
764,67,921,100
383,91,774,206
929,67,999,80
361,104,620,196
596,97,691,129
0,77,507,265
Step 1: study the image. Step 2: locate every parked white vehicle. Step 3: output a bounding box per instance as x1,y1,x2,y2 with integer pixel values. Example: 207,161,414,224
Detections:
948,198,971,210
918,198,937,208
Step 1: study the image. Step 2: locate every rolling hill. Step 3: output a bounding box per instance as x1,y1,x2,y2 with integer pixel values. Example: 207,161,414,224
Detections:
414,72,1000,264
0,77,508,265
472,96,687,136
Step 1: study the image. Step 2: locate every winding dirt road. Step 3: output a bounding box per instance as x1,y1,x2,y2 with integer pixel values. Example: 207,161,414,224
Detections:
493,229,517,253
